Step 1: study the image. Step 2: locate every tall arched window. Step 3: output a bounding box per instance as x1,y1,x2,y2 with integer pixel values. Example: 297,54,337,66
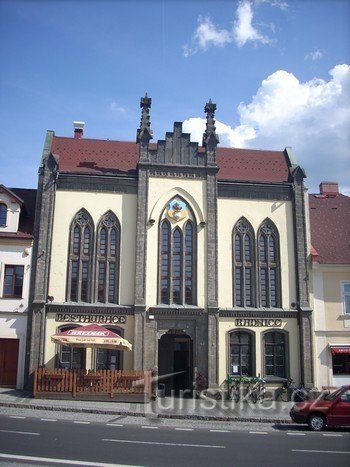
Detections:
0,203,7,227
233,218,255,307
158,199,196,305
258,220,281,308
67,209,94,302
263,331,287,378
229,330,254,376
96,211,120,304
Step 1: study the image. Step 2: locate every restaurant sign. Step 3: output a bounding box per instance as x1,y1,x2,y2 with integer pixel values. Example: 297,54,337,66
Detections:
55,314,126,324
235,318,282,327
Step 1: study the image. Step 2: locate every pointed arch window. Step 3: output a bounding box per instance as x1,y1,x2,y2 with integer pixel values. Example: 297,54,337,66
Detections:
67,210,94,302
258,220,281,308
233,218,255,307
0,203,7,227
96,212,120,304
158,200,196,305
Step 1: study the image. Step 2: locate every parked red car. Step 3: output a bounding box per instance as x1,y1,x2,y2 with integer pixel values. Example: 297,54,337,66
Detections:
290,385,350,431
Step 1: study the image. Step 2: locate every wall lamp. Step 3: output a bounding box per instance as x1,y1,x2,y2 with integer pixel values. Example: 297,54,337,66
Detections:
199,221,206,228
148,219,155,226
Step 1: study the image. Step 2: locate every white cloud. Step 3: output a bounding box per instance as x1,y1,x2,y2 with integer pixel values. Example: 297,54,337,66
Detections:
233,0,270,47
183,117,256,148
110,101,125,113
183,65,350,192
183,0,272,56
256,0,288,10
305,49,324,61
183,16,232,57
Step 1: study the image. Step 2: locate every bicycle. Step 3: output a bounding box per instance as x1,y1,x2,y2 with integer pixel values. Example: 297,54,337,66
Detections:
245,377,266,403
228,376,266,403
276,378,309,402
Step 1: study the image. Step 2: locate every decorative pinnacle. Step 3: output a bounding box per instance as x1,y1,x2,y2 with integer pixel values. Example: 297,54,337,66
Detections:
137,93,153,143
203,98,219,148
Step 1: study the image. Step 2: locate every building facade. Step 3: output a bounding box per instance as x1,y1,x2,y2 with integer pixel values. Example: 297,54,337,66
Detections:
310,182,350,389
0,185,36,388
25,97,313,392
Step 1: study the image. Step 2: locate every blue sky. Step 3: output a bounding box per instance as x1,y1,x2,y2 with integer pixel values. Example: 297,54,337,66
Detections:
1,0,349,192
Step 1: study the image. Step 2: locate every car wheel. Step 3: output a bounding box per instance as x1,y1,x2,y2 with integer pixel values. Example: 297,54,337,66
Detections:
308,413,326,431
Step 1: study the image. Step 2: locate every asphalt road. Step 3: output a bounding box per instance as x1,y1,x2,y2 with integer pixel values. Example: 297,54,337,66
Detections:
0,414,349,467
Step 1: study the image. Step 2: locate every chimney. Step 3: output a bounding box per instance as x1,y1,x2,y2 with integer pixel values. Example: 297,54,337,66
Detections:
319,181,339,197
73,121,85,139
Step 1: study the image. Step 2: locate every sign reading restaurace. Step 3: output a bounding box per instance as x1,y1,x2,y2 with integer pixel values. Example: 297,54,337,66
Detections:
235,318,282,327
55,314,126,324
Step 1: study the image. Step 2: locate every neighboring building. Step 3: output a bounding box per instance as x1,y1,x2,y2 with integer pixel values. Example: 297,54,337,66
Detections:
25,97,313,393
0,185,36,388
310,182,350,389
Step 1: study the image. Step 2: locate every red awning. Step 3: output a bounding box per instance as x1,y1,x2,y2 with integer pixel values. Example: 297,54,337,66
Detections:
331,347,350,355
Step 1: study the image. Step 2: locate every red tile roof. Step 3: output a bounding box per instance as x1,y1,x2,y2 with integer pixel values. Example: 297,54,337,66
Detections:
309,193,350,264
51,136,291,183
0,188,37,240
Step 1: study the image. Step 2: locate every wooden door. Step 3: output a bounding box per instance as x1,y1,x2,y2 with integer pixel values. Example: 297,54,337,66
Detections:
0,339,19,386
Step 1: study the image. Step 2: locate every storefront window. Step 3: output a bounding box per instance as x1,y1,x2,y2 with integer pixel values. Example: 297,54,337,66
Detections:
96,349,121,370
95,327,123,370
333,354,350,375
229,331,253,376
58,326,85,369
264,331,286,378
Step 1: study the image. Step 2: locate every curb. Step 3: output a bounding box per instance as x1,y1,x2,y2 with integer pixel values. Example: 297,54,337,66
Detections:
0,401,292,424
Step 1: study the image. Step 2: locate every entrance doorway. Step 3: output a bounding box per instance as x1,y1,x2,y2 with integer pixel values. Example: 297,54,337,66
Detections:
0,338,19,387
158,332,193,395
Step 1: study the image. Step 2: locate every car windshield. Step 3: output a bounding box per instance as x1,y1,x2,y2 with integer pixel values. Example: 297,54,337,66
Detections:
323,387,343,401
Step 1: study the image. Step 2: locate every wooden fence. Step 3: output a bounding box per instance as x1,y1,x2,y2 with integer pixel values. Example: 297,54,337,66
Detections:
33,368,153,400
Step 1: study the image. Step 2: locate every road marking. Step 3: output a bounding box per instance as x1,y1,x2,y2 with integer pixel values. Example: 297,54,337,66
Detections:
175,428,193,431
292,449,350,455
322,434,342,437
210,430,231,433
141,426,159,429
0,453,131,466
102,439,225,449
249,431,268,435
0,429,39,436
106,423,124,427
73,421,90,424
9,416,25,419
41,418,57,422
287,432,305,436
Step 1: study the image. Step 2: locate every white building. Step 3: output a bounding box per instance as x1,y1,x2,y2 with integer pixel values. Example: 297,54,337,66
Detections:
0,185,36,388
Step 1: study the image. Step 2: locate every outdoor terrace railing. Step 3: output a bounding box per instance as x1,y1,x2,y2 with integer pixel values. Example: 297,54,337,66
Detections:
33,368,153,400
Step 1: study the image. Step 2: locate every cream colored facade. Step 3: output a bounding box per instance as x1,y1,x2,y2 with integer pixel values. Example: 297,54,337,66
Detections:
311,263,350,388
44,189,137,370
27,99,313,393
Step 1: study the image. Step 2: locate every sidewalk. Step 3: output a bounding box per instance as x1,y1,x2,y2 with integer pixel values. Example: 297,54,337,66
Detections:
0,388,293,423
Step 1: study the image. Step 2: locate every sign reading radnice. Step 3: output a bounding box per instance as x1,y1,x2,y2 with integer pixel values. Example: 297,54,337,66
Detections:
235,318,282,327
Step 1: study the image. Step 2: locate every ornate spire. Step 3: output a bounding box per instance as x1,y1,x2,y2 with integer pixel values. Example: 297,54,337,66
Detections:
136,93,153,144
202,99,219,149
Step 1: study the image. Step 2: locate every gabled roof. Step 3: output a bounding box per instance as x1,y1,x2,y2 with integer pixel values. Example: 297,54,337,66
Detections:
0,184,24,204
309,192,350,264
0,188,37,239
51,136,291,184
